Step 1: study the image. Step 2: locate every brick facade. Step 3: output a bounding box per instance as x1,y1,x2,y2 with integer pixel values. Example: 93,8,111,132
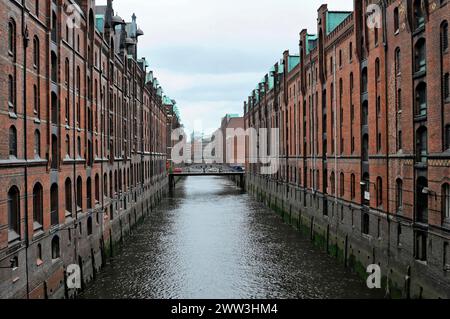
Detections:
244,0,450,298
0,0,170,299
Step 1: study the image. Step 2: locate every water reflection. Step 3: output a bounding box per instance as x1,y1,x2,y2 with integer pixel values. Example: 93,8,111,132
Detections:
82,177,382,299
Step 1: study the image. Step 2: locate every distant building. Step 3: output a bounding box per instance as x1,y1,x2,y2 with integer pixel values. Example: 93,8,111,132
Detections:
220,114,244,166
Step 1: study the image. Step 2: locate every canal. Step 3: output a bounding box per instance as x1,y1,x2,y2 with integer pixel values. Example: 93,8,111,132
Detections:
82,177,382,299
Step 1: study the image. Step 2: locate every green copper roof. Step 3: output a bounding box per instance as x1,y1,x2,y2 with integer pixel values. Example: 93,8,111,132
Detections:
95,15,104,32
163,95,174,106
306,34,318,54
225,114,240,119
326,11,352,35
288,55,300,73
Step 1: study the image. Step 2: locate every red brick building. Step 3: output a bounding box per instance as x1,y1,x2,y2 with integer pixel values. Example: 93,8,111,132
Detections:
0,0,170,298
245,0,449,298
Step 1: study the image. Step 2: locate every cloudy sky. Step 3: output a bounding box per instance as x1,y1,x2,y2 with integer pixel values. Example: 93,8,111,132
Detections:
98,0,353,135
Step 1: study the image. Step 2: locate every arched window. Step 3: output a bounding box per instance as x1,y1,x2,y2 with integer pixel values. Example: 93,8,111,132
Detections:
65,135,70,158
77,136,81,157
413,0,425,30
414,38,426,73
394,7,399,33
51,236,60,260
33,85,40,117
65,178,72,214
33,183,43,229
51,92,58,124
50,184,59,226
103,173,108,198
65,58,70,86
362,134,369,162
76,176,83,210
415,82,427,116
416,126,428,163
34,130,41,158
51,11,57,42
340,173,345,197
444,73,449,101
362,101,368,125
396,179,403,213
442,184,450,223
330,172,335,195
8,19,16,57
8,186,20,239
51,51,57,83
9,126,17,158
33,36,40,69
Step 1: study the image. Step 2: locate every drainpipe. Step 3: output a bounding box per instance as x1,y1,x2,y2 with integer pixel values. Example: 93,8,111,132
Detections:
22,0,30,299
333,45,338,204
381,0,392,298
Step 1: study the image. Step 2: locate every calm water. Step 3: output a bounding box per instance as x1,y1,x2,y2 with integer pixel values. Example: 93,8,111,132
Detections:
82,177,382,299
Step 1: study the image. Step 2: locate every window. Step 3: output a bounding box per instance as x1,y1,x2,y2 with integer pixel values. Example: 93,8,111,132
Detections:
415,38,426,73
34,130,41,158
375,59,380,81
362,213,370,235
413,0,425,30
33,85,40,117
349,42,353,61
9,126,17,158
376,177,383,207
51,11,57,43
65,58,70,86
444,73,450,101
395,48,401,75
8,186,20,239
442,184,450,223
87,217,93,236
8,19,16,57
441,21,448,52
340,173,345,197
416,126,428,164
351,174,356,199
95,174,100,203
362,134,369,162
77,136,81,157
65,178,72,215
416,177,429,223
86,178,92,210
330,172,335,195
415,82,427,116
396,179,403,213
33,183,43,229
415,231,427,262
361,68,368,93
50,184,59,226
8,75,16,112
362,101,368,125
51,236,60,260
33,37,40,69
51,51,58,83
51,134,58,169
394,7,399,33
76,177,83,210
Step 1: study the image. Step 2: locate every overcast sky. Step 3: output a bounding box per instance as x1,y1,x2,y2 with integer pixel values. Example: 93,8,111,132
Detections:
98,0,354,135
